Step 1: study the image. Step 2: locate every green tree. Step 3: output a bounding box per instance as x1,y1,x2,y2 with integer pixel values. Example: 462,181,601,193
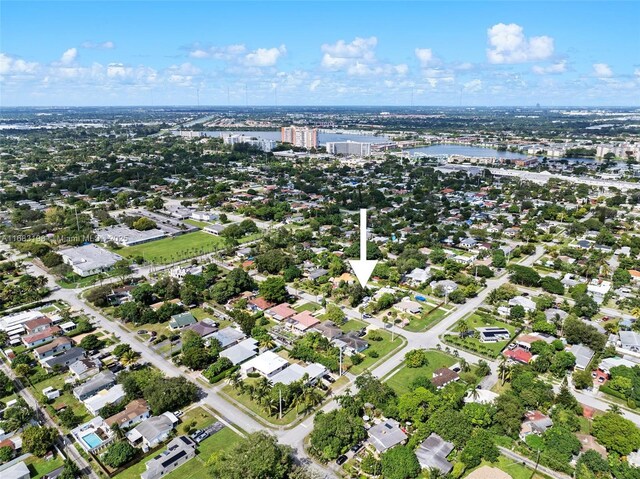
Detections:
259,276,288,304
380,445,421,479
208,432,294,479
592,412,640,455
79,333,105,351
22,426,58,457
102,441,138,467
309,410,366,460
404,349,430,368
460,429,499,468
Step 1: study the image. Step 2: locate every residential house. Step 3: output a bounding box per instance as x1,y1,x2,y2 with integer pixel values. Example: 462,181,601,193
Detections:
0,461,30,479
211,327,245,349
141,436,197,479
105,399,151,429
570,344,595,371
431,368,459,389
509,296,537,312
22,326,61,348
248,297,274,312
405,267,431,285
24,316,53,334
619,331,640,353
288,311,320,333
69,357,102,380
74,371,116,401
84,384,126,416
520,410,553,440
415,433,454,474
169,312,197,330
367,419,407,454
503,347,533,364
41,347,85,370
127,412,179,450
266,303,297,322
33,336,72,360
394,299,422,315
220,338,259,365
184,321,218,341
240,351,289,378
477,327,510,343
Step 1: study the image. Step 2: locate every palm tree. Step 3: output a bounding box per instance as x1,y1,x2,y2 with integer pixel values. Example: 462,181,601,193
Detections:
111,423,125,440
227,371,241,390
498,357,512,386
120,350,139,366
608,404,622,415
457,319,468,333
459,357,470,372
467,385,481,401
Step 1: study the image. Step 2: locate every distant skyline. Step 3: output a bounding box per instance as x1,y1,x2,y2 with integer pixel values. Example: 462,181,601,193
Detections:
1,1,639,107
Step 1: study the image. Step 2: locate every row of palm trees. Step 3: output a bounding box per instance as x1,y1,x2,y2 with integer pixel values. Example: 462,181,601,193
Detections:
226,372,325,418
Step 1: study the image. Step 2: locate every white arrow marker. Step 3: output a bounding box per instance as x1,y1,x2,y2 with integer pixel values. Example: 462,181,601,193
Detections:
349,208,378,287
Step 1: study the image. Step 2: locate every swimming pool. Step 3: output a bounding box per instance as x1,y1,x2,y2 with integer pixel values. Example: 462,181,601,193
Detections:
82,432,103,449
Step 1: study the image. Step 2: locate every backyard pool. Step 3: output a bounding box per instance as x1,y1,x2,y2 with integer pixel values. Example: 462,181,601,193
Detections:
82,432,103,449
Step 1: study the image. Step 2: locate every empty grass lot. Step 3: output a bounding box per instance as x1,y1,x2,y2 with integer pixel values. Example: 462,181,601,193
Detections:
349,329,404,375
115,231,227,264
384,350,457,395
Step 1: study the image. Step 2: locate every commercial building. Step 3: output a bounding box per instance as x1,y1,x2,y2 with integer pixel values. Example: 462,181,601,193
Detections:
325,141,371,156
59,244,123,277
221,133,276,152
281,126,318,148
95,225,166,247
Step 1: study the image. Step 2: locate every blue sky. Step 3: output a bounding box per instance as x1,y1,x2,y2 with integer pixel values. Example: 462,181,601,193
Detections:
1,1,639,106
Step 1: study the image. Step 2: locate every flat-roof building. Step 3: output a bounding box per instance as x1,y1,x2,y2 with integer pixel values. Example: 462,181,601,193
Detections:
59,244,123,277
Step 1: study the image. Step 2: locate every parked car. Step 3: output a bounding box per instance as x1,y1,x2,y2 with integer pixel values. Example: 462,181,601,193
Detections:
323,374,336,384
336,455,348,466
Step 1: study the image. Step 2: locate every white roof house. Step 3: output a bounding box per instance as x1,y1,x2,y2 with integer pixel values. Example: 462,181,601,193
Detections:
0,461,30,479
240,351,289,378
509,296,537,312
269,362,327,386
84,384,126,416
59,244,123,277
220,338,259,365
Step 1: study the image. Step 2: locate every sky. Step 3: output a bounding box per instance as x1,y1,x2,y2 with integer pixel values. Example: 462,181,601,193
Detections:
1,1,639,107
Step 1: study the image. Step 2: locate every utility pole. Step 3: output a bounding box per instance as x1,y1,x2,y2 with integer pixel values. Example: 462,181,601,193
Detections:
339,347,343,376
279,388,282,419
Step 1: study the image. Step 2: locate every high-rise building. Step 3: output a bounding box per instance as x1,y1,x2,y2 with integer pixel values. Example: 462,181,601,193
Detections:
281,126,318,149
325,140,372,156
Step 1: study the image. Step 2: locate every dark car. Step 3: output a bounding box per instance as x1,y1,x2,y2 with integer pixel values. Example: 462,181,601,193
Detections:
336,455,348,466
323,374,336,383
350,443,362,454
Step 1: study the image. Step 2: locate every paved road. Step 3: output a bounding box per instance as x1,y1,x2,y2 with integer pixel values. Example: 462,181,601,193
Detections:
498,447,572,479
0,360,98,479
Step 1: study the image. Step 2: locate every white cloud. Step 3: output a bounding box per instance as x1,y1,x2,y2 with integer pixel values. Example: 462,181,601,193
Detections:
60,48,78,65
321,37,406,77
463,79,482,92
81,41,114,49
309,79,321,91
487,23,554,64
593,63,613,77
244,45,286,67
415,48,437,67
321,37,377,70
0,53,39,75
532,60,567,75
188,44,246,60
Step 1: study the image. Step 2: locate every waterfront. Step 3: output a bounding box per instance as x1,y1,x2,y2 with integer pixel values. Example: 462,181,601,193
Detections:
201,130,390,144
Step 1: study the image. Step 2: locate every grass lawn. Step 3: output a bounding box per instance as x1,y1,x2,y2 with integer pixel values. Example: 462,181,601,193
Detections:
184,219,213,228
29,374,92,431
116,232,227,264
341,319,367,332
404,306,448,332
221,384,299,426
178,406,216,434
350,330,404,375
464,456,549,479
114,447,167,479
385,350,456,395
191,307,232,329
445,312,517,357
26,454,65,479
238,232,262,244
163,428,241,479
294,302,321,313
